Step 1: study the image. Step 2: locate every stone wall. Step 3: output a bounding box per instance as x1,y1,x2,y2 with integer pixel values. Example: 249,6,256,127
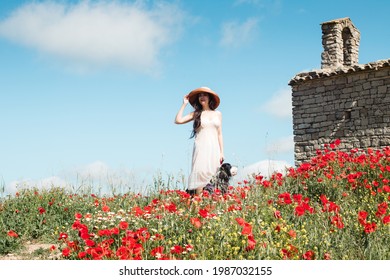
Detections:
289,59,390,164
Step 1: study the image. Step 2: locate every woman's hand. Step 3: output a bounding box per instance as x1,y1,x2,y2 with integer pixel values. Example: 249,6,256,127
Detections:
183,95,190,105
175,95,194,124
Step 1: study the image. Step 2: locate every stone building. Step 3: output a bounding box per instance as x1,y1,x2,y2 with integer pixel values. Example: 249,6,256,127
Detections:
289,17,390,164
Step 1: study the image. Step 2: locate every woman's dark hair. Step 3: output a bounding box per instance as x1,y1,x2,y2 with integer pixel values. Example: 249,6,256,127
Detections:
190,93,217,138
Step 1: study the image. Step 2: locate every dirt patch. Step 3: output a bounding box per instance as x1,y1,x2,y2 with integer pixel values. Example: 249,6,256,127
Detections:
0,241,61,260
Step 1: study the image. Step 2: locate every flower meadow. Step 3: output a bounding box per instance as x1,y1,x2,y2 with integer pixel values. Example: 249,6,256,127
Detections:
1,141,390,260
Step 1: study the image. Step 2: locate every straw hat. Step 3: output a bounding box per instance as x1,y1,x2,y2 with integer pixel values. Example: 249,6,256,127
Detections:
188,87,220,109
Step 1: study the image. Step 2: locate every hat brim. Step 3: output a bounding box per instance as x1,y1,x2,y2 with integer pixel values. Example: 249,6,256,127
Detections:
188,87,220,109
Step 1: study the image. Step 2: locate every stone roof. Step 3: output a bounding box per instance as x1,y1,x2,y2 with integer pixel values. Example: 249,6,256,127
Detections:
321,17,356,28
289,58,390,86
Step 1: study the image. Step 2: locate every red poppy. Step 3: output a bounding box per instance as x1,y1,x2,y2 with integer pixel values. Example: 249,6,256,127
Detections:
79,228,91,240
121,236,137,248
322,201,340,213
62,247,71,257
320,194,328,204
199,208,211,218
288,230,296,238
150,246,164,258
119,221,129,230
278,192,292,205
303,202,315,214
303,250,315,260
235,217,245,226
67,240,79,250
143,205,153,215
190,217,202,228
364,222,377,234
281,244,298,260
294,205,305,216
132,206,144,216
236,217,252,235
330,139,341,149
78,251,87,259
102,205,110,212
293,194,303,204
153,233,165,240
170,245,185,254
58,232,68,240
383,215,390,224
38,207,46,214
185,244,194,251
358,211,368,225
98,229,111,236
245,234,256,251
228,204,242,212
165,202,177,213
88,246,105,260
131,243,144,257
116,246,130,260
262,180,272,188
7,230,18,238
74,212,83,220
376,202,388,217
331,215,344,229
85,239,95,247
136,228,150,242
241,223,252,235
323,253,331,260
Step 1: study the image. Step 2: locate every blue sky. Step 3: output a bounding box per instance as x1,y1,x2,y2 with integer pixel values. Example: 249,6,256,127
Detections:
1,0,389,195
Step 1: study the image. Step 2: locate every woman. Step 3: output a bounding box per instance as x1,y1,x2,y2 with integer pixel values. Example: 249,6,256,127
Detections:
175,87,224,195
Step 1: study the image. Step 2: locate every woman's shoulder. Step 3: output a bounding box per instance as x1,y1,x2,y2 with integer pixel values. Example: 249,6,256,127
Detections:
213,110,222,120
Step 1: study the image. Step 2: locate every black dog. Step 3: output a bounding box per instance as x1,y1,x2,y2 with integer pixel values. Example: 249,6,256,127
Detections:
203,163,238,195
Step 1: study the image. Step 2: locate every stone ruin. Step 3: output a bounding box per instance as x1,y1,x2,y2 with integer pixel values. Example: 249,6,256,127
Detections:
289,17,390,164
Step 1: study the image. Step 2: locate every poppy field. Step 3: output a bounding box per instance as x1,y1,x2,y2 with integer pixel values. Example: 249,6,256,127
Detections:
1,140,390,260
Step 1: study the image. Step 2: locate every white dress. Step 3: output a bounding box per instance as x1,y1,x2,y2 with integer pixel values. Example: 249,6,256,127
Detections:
187,110,221,190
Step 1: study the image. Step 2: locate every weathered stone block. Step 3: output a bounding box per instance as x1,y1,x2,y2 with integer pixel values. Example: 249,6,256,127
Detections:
378,85,388,94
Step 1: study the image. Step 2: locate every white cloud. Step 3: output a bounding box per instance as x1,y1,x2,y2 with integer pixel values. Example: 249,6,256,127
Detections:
261,87,292,118
6,176,70,195
235,159,292,181
61,160,155,193
265,135,294,155
234,0,263,6
220,17,259,48
0,1,184,73
77,160,110,180
233,0,283,13
4,161,159,196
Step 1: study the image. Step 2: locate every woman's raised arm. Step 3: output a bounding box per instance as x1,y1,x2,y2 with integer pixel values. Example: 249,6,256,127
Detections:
175,95,194,124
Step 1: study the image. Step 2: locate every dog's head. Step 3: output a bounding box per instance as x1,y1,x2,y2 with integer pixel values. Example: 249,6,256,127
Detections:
218,163,238,180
